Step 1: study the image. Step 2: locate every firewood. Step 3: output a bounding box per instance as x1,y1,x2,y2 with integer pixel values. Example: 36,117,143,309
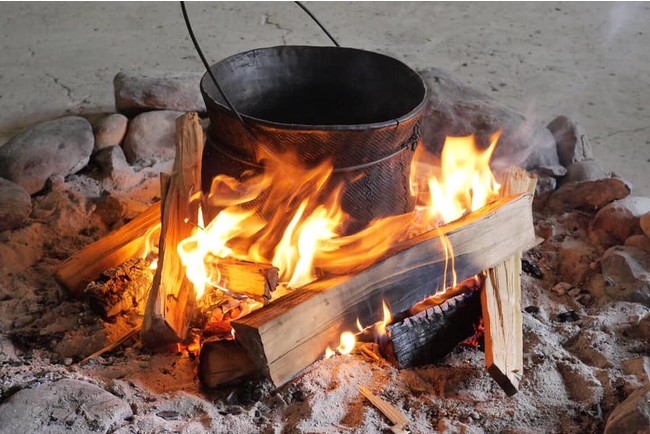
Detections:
204,256,279,302
199,338,260,388
141,112,204,348
358,385,409,432
232,192,535,387
54,202,160,296
85,257,153,319
380,289,482,369
481,166,537,396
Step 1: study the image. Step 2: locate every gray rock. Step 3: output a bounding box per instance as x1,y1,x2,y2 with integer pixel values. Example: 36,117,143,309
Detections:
625,235,650,254
561,160,610,185
534,174,557,196
0,116,93,194
590,200,644,249
622,357,650,384
93,145,140,189
0,178,31,231
418,67,559,171
114,70,205,115
122,110,182,163
601,246,650,306
641,213,650,238
535,165,567,177
557,361,604,404
604,384,650,434
547,116,593,166
0,379,132,434
94,113,128,151
548,177,631,213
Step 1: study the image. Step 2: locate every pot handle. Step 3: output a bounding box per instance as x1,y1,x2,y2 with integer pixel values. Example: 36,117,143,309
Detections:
180,1,339,130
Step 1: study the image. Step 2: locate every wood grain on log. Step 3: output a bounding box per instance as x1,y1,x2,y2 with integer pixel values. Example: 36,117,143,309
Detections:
54,202,160,296
141,112,204,348
232,192,535,387
199,338,260,388
205,256,279,302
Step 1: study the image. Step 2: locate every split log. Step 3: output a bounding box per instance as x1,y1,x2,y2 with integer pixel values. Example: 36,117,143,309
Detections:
205,256,279,302
481,166,537,395
379,283,482,369
54,202,160,296
141,112,204,348
85,257,153,319
232,192,535,387
199,338,260,388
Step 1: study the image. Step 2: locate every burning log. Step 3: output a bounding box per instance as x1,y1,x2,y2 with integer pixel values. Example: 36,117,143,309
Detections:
199,338,260,388
205,256,279,302
85,257,153,319
232,192,535,387
54,202,160,296
481,166,537,396
379,280,482,369
141,112,204,348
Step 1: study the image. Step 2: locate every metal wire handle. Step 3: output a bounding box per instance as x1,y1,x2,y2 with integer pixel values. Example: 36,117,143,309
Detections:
180,1,340,131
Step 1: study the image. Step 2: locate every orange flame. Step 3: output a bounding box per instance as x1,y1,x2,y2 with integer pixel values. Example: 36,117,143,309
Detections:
172,133,501,307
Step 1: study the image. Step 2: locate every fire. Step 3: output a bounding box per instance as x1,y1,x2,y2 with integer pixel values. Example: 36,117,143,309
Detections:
423,133,501,223
171,133,500,314
336,331,356,355
140,222,161,269
376,300,392,338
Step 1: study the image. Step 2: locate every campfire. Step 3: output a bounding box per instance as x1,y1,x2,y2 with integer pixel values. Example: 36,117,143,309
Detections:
55,92,536,398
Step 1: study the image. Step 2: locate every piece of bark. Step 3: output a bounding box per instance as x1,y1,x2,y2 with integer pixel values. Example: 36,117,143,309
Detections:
54,202,161,296
141,112,204,348
232,192,535,387
85,258,153,319
199,338,260,388
380,290,482,369
205,256,279,302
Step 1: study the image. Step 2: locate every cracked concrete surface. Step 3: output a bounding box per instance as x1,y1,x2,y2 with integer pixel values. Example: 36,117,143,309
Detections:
0,2,648,194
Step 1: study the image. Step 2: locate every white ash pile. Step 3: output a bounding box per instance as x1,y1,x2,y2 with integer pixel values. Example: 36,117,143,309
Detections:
0,69,648,434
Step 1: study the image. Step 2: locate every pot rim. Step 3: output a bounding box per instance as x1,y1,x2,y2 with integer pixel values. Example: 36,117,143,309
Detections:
200,45,428,131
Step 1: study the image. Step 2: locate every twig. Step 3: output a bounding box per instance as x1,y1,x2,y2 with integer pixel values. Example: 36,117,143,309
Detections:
79,326,141,365
360,345,380,361
358,385,408,431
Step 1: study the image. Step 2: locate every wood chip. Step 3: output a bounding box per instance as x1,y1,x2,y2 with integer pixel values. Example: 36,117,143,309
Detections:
358,385,408,430
79,326,141,365
360,345,380,361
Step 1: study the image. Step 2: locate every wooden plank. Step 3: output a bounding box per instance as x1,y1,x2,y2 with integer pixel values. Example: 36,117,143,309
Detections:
199,338,260,388
380,287,482,369
232,192,535,387
205,256,279,302
141,112,204,348
54,202,160,296
481,166,537,395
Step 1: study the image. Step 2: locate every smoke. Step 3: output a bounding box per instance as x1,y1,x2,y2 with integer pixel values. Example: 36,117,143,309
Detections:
604,2,643,44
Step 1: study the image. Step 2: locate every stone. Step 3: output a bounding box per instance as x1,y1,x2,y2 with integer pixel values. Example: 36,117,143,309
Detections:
535,165,567,177
604,384,650,434
114,70,205,115
93,193,127,227
547,115,593,167
93,145,140,190
625,235,650,254
590,197,650,249
122,110,182,163
558,239,596,285
601,246,650,306
548,177,631,213
622,357,650,384
93,113,128,151
0,379,132,433
641,213,650,238
557,361,604,404
552,282,573,295
418,67,559,171
0,178,31,231
0,116,94,194
535,175,557,196
560,160,609,185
